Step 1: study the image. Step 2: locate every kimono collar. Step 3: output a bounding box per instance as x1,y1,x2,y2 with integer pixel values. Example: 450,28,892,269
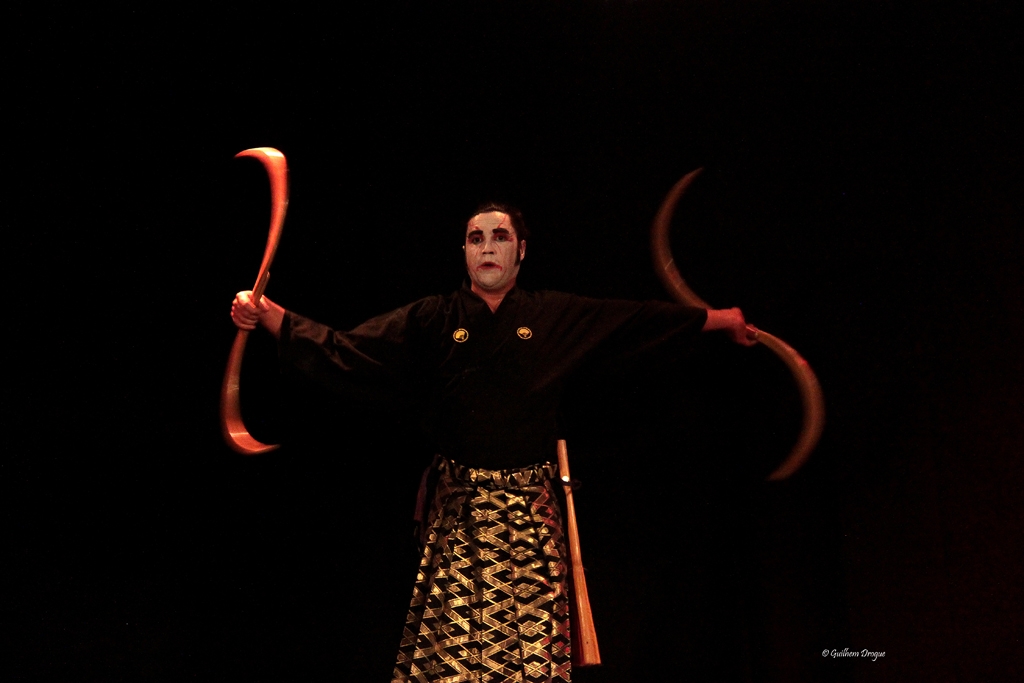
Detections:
459,280,521,315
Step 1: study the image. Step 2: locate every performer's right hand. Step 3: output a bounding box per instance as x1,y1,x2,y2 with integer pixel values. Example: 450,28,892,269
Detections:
231,290,269,330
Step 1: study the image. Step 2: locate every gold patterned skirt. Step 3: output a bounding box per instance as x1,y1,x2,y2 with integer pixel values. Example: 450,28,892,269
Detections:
392,458,572,682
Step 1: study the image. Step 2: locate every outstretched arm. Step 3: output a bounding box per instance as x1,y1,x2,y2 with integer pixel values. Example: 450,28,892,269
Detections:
231,290,285,339
703,307,758,346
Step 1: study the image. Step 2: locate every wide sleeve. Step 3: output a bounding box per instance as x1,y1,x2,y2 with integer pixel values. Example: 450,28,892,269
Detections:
278,297,443,401
543,293,708,368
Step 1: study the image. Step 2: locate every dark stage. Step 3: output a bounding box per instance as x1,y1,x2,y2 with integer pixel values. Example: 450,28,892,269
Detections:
6,2,1022,681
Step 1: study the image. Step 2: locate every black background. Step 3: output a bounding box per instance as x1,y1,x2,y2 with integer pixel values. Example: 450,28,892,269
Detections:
6,2,1022,681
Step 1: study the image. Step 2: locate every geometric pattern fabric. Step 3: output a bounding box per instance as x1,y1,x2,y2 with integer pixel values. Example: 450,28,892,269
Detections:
392,459,572,682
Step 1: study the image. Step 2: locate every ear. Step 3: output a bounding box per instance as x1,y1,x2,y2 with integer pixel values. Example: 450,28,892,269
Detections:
519,239,526,261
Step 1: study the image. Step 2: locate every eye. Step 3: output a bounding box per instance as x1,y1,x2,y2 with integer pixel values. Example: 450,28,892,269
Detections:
468,236,482,245
496,234,510,242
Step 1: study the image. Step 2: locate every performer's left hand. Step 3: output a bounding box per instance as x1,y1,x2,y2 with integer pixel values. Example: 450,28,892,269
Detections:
703,307,759,346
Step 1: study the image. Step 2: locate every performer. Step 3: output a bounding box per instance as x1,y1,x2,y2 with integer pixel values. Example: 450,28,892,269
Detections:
230,205,755,682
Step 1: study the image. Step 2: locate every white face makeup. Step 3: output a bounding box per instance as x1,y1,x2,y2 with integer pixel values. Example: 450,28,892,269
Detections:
465,211,526,295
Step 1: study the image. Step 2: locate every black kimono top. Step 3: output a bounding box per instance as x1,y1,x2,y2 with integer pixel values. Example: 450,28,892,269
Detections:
280,283,707,470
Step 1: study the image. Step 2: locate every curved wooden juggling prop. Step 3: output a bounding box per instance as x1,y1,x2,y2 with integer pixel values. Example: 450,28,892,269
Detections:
220,147,289,455
651,168,824,480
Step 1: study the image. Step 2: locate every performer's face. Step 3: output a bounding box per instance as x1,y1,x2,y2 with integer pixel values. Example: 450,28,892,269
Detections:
465,211,526,293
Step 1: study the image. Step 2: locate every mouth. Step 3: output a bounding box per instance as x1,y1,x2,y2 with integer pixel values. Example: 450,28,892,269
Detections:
477,262,501,270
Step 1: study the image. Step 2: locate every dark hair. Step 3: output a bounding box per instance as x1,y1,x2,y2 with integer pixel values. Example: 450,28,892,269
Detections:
467,202,530,242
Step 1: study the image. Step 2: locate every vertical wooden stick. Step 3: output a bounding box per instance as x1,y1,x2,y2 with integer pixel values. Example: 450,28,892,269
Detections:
557,439,601,666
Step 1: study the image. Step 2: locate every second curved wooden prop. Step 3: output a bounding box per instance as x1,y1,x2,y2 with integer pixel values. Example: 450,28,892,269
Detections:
651,169,825,480
557,439,601,666
220,147,289,455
